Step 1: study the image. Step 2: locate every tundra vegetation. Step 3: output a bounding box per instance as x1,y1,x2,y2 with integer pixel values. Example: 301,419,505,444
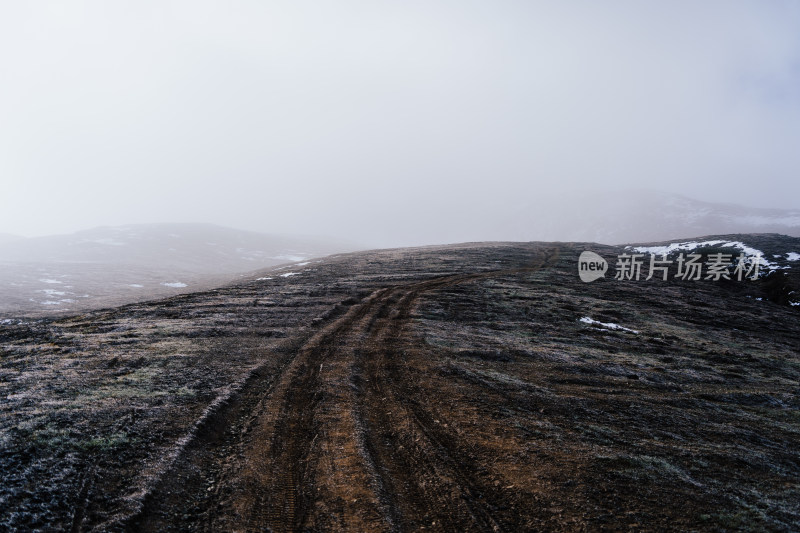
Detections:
1,236,799,531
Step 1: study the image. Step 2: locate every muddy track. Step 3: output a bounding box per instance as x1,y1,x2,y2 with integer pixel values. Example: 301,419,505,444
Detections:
127,249,559,532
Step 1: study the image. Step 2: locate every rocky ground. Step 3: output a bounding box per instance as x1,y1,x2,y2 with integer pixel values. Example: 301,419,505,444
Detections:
1,236,799,531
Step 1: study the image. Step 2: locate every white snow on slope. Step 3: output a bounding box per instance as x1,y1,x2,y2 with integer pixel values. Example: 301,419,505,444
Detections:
41,299,76,305
786,252,800,261
36,289,67,296
629,240,755,256
579,317,639,334
280,272,299,278
161,282,187,288
275,254,308,262
626,240,786,271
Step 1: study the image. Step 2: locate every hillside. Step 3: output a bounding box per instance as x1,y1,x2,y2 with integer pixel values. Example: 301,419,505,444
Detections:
0,224,358,315
1,236,799,531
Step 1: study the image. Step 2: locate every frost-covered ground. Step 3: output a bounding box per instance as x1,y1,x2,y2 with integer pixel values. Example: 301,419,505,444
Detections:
1,235,798,531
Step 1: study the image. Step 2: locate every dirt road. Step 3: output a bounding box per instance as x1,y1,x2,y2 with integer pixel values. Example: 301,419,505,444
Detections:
127,250,558,532
5,239,800,531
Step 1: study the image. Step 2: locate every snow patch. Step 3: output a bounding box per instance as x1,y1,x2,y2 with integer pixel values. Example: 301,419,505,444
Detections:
579,316,639,334
275,254,308,262
39,279,62,284
786,252,800,261
41,299,74,305
626,240,784,271
629,240,749,256
280,272,299,278
129,284,144,288
256,277,273,281
161,282,187,288
36,289,67,296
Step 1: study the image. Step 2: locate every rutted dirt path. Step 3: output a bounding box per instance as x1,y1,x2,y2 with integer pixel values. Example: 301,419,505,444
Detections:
126,250,558,532
6,240,800,531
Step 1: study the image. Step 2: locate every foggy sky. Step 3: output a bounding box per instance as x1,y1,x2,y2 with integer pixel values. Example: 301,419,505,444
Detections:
1,1,799,246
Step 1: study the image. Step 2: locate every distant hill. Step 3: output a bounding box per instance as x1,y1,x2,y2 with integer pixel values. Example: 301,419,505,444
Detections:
0,223,360,315
0,233,23,246
495,190,800,245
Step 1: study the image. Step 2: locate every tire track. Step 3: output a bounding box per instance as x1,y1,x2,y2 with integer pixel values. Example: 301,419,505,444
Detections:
210,289,391,532
128,248,559,532
352,249,559,531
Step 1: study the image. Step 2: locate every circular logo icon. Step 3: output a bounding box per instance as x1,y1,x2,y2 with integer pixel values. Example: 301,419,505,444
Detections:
578,251,608,283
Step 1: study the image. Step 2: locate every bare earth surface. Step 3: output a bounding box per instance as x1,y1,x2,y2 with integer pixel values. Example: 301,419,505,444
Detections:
1,238,799,532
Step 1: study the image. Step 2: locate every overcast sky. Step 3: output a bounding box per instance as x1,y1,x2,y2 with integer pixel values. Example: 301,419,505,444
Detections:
1,1,799,245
